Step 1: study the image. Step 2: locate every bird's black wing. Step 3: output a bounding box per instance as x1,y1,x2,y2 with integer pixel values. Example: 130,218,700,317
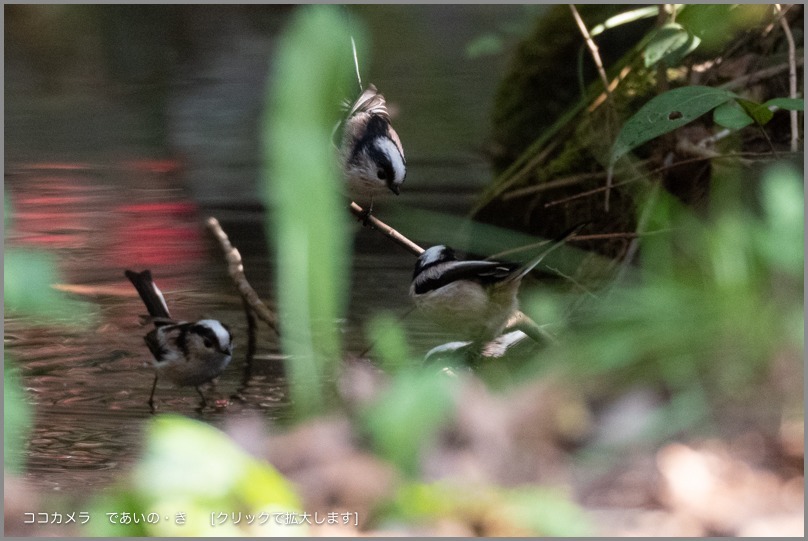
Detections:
144,322,192,363
413,260,518,294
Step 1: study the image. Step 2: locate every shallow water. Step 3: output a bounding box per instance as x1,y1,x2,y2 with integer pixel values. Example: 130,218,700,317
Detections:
5,5,532,496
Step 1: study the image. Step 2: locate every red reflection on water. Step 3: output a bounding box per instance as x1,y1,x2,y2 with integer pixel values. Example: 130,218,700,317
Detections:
122,158,183,175
7,160,210,280
111,200,205,269
20,162,92,171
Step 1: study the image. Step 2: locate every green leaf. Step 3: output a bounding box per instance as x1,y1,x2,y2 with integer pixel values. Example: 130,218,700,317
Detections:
644,23,701,68
713,101,754,130
611,86,736,165
764,97,805,111
590,6,660,37
264,5,358,418
737,98,774,125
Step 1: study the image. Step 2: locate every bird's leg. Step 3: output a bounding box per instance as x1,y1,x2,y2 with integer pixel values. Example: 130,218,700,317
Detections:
148,373,158,413
357,198,374,226
195,386,208,409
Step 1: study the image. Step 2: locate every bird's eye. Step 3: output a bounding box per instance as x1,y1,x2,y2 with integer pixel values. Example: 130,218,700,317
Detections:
376,168,387,180
203,338,213,348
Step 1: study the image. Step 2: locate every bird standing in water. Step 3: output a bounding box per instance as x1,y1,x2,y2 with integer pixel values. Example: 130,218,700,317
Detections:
124,269,233,411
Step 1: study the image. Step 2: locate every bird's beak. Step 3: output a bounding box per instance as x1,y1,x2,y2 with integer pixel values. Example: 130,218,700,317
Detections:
390,184,400,196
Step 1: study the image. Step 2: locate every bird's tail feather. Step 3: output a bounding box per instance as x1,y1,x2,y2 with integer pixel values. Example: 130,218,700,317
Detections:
506,222,587,284
124,269,171,319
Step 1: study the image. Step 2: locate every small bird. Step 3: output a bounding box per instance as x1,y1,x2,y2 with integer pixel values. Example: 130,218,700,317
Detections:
124,269,233,411
335,83,406,215
410,226,583,345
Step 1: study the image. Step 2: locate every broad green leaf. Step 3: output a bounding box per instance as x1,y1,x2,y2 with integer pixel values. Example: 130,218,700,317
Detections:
737,98,774,125
644,23,701,68
764,97,805,111
611,86,736,165
713,101,754,130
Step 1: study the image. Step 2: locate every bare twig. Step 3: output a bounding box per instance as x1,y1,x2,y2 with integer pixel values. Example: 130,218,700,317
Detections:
545,265,599,299
776,4,799,152
544,151,782,208
503,311,558,346
502,171,607,201
678,138,724,160
243,298,257,372
570,5,613,103
587,65,633,113
349,201,424,255
719,59,803,92
206,217,280,336
233,296,258,397
656,6,671,95
570,4,618,211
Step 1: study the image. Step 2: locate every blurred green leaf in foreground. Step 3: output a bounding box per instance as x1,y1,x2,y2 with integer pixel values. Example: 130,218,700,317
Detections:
87,415,303,536
263,5,360,419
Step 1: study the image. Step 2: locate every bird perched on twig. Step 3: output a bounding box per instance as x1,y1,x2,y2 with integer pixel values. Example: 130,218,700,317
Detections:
335,83,406,216
124,269,233,411
410,225,584,345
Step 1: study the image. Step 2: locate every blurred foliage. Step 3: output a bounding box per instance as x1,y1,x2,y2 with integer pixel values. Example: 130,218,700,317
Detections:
520,163,803,434
4,196,96,323
87,415,302,536
378,482,593,536
475,3,795,265
464,5,549,59
4,367,32,474
365,312,415,373
676,4,772,53
4,193,94,474
361,369,457,476
263,5,361,419
361,315,458,475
